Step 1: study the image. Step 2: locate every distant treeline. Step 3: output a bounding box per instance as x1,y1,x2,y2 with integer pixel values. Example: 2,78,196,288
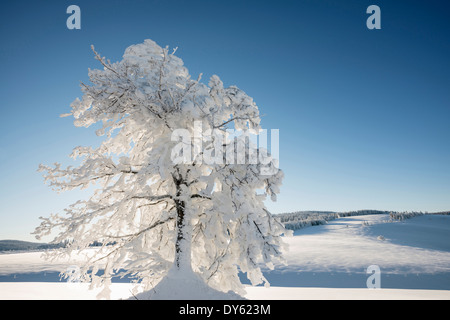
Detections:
388,210,450,221
276,210,450,231
0,239,114,253
0,240,63,252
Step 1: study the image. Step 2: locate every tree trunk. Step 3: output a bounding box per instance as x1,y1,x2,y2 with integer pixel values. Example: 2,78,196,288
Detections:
173,171,192,272
174,199,192,271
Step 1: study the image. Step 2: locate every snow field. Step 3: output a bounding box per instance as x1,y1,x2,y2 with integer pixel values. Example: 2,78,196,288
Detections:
1,282,449,300
1,214,449,299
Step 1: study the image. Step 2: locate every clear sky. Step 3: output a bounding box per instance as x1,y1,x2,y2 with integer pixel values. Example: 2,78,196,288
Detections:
1,0,449,242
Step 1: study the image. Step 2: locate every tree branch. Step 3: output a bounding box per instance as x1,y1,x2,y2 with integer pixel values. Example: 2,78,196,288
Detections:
191,194,211,200
104,216,175,239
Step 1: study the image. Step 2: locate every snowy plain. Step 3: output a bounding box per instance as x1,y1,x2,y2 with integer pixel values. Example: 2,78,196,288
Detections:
1,214,449,299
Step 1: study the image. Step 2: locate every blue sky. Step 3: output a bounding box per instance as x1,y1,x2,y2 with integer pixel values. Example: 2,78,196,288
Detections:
1,0,449,241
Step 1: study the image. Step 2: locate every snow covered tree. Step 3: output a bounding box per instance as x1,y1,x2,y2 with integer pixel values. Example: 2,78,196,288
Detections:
33,39,290,299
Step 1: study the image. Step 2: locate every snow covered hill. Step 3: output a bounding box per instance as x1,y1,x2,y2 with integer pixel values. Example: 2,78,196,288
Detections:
1,214,449,299
261,213,450,290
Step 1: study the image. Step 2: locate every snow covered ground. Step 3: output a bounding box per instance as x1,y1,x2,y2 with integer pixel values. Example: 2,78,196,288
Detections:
1,282,449,300
1,214,449,299
263,213,450,290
